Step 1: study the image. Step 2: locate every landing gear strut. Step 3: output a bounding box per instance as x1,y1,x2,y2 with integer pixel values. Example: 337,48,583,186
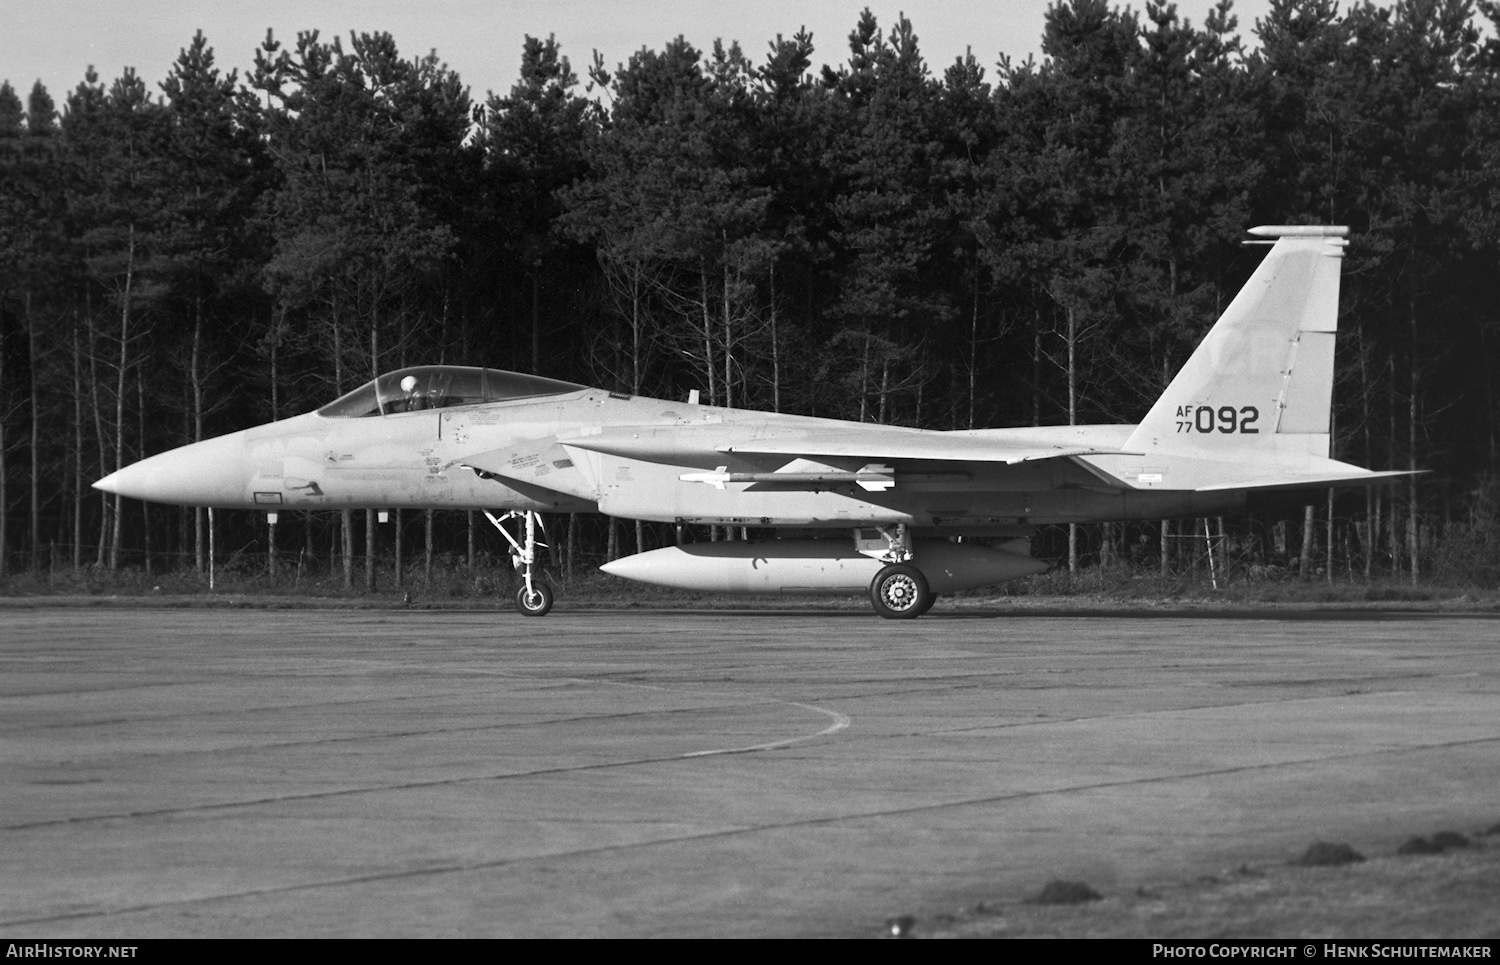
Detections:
485,510,554,617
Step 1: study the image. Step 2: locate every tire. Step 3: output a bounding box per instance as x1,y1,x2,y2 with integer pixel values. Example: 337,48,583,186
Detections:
869,562,932,620
516,582,554,617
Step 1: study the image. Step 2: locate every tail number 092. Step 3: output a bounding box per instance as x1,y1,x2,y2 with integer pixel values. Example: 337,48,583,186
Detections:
1175,405,1260,434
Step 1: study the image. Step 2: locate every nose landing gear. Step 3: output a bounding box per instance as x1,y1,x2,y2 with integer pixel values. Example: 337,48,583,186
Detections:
485,510,555,616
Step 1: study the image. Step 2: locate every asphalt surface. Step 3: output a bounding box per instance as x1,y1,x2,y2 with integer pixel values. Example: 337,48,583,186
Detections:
3,603,1498,937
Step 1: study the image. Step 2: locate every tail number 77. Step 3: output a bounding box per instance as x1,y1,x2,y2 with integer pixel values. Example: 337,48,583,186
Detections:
1175,405,1260,434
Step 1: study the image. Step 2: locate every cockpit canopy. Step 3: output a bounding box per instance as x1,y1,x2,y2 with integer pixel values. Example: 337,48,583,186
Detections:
317,366,587,418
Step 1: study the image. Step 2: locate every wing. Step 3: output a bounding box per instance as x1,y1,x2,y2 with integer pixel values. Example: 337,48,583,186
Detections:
456,423,1130,500
559,423,1119,467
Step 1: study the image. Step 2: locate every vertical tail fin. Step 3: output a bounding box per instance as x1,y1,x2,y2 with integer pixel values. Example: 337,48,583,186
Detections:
1124,225,1348,462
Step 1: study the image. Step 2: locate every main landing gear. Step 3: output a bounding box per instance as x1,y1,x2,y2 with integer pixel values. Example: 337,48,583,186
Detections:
864,525,936,620
485,510,554,617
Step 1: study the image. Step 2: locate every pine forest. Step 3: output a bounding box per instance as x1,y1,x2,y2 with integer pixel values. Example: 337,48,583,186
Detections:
3,0,1500,596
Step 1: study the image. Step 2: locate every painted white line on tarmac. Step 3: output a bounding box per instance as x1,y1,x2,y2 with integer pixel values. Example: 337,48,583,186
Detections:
681,701,852,758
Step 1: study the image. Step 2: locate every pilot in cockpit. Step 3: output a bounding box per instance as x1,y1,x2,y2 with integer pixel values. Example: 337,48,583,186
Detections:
399,374,425,410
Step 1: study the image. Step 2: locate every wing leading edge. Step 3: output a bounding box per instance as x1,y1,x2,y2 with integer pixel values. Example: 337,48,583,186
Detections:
560,424,1122,467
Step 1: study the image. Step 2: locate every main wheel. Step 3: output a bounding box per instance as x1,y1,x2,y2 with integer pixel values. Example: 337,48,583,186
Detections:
869,562,932,620
516,582,554,617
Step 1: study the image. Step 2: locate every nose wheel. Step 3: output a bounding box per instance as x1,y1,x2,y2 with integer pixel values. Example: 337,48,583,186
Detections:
516,582,555,617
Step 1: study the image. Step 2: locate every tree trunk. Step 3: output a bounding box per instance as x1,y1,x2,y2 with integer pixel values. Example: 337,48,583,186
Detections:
1031,310,1042,427
192,312,206,573
0,323,8,578
1408,350,1420,584
467,510,475,571
858,334,870,423
531,271,541,374
1067,305,1078,575
1389,483,1402,579
700,258,716,406
71,319,84,571
341,509,354,589
722,239,734,410
1388,355,1401,579
137,375,150,574
1299,504,1315,580
567,514,577,579
967,270,978,429
879,358,890,425
365,508,377,593
208,507,215,590
424,509,434,582
393,509,403,588
770,265,781,413
1326,488,1335,584
27,292,40,573
631,262,644,397
108,224,138,571
87,310,109,569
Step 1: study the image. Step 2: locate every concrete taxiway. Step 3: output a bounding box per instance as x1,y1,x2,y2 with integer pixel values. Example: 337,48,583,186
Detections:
2,603,1498,937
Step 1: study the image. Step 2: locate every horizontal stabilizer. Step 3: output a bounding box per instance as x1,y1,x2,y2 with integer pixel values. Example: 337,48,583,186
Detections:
1195,468,1422,494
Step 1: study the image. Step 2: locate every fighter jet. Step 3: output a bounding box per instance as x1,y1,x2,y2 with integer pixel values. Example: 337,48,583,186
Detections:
96,225,1409,618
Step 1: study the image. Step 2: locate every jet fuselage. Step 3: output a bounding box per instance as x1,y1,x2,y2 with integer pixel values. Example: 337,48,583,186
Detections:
97,388,1251,530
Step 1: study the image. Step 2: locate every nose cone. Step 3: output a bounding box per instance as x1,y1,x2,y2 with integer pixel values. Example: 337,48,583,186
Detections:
94,432,252,507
